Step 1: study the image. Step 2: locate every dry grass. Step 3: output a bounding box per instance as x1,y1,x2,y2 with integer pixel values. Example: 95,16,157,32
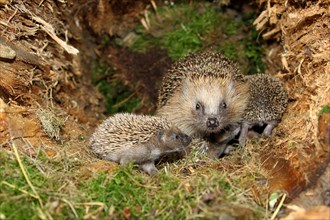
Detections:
1,0,329,219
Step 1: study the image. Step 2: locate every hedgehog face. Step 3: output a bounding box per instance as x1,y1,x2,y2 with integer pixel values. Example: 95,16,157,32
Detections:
191,97,229,134
156,127,191,152
193,99,226,133
181,76,249,135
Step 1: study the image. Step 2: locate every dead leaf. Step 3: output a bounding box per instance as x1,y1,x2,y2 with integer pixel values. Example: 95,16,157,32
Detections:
124,207,130,219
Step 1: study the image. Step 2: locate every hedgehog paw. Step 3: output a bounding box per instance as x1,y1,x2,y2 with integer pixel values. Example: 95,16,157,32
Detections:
140,162,159,176
223,145,237,155
263,121,278,137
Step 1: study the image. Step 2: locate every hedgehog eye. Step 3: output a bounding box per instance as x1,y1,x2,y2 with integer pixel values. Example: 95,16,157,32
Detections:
220,101,227,109
172,134,180,140
196,103,201,110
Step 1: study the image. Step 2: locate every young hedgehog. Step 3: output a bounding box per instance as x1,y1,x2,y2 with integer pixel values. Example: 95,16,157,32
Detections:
238,74,288,146
156,50,249,139
89,113,191,175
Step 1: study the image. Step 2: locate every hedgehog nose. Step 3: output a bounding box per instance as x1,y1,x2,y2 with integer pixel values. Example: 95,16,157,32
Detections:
207,118,219,128
183,135,192,146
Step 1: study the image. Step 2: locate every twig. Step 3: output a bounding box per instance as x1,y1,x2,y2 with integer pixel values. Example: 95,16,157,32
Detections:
18,5,79,55
11,141,44,207
0,20,8,27
7,8,18,23
270,193,287,220
31,14,79,55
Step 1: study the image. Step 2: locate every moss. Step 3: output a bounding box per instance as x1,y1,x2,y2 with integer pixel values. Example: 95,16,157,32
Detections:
217,41,241,61
83,165,151,218
128,2,266,75
131,3,221,60
0,142,267,219
216,23,265,74
223,19,242,36
0,150,77,219
244,27,266,74
91,61,141,114
318,104,330,117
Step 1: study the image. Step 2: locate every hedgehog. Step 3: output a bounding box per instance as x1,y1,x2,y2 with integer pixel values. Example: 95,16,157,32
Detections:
157,49,245,108
238,74,288,146
89,113,192,175
156,50,249,140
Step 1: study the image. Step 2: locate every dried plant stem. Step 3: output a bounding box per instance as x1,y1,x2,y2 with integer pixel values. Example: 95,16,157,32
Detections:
74,202,105,219
2,180,39,199
30,13,79,55
62,198,79,219
17,4,79,55
11,142,44,207
270,193,286,220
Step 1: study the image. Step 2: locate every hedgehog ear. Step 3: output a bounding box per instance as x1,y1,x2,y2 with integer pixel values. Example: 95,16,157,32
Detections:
156,130,165,142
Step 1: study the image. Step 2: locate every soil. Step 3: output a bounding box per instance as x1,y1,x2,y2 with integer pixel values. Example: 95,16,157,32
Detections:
0,0,329,218
106,46,173,113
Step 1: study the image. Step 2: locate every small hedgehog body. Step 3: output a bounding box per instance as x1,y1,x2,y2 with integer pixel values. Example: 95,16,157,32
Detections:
156,50,249,138
238,74,288,146
90,113,191,175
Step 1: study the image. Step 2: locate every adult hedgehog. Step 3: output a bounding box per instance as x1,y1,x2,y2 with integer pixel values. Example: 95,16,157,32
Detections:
157,50,249,138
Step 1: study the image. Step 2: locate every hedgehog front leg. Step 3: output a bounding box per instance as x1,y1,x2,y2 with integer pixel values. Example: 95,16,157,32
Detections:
238,122,249,146
206,124,241,157
140,162,159,176
263,120,278,137
119,157,131,166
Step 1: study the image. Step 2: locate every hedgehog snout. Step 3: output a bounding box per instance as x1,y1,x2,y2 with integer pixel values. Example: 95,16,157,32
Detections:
206,117,220,129
181,134,192,147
